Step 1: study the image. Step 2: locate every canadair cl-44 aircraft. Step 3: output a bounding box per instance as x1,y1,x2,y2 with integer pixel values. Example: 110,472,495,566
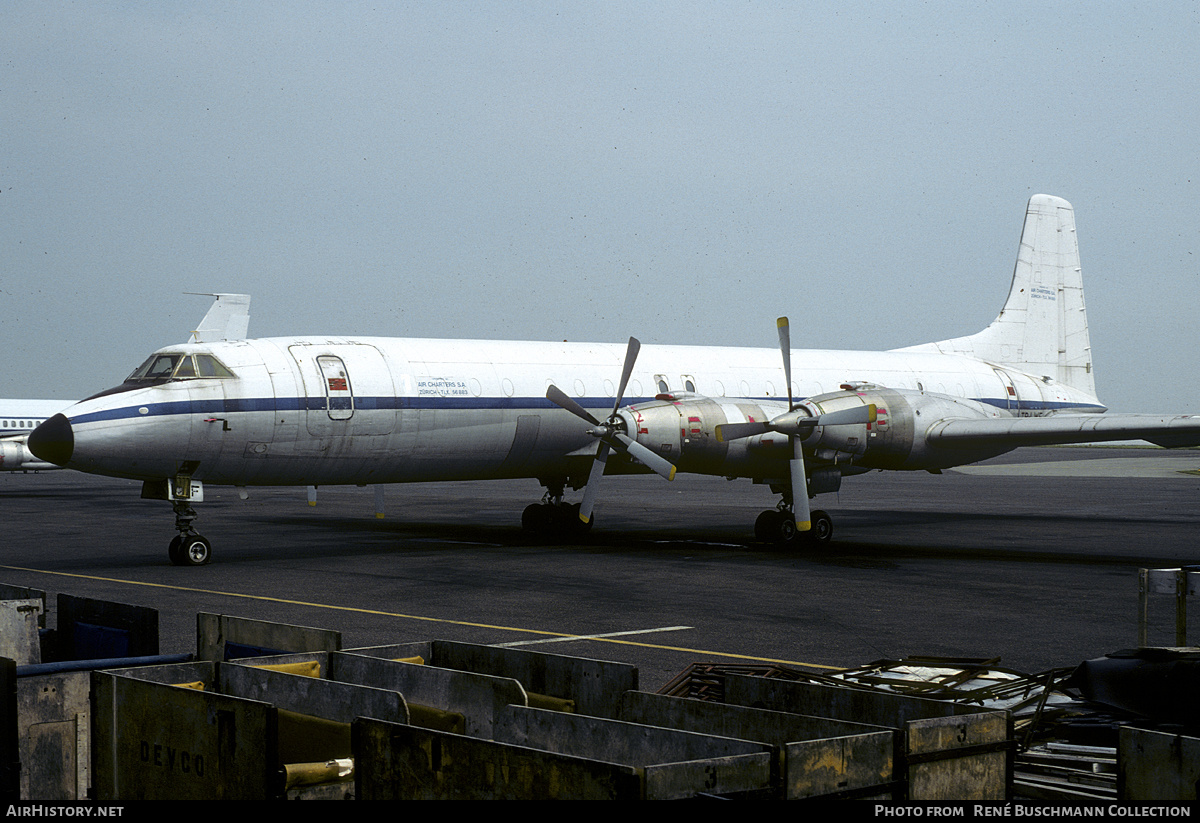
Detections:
28,195,1200,566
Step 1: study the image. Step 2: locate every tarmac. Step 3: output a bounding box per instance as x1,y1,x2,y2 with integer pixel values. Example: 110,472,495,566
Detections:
4,445,1199,691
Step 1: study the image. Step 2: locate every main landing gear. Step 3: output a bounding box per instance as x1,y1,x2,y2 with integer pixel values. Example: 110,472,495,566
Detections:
754,505,833,547
522,481,593,538
168,500,212,566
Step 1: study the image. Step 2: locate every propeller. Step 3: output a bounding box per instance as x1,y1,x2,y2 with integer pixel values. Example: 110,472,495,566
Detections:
777,316,811,532
715,317,876,532
715,403,877,442
546,337,677,523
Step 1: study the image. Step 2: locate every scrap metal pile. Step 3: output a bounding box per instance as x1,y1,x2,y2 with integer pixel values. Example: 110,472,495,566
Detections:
660,650,1200,802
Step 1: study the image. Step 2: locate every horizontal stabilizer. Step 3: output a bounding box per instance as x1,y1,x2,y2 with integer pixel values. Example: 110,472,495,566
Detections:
926,414,1200,449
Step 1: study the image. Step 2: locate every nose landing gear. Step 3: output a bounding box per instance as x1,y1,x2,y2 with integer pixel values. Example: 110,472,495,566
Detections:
168,500,212,566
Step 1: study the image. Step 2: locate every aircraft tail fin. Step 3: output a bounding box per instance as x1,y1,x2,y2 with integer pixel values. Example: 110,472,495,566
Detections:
187,293,251,343
898,194,1096,398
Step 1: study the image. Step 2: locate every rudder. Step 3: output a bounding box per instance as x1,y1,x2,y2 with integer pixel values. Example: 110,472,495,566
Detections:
899,194,1095,398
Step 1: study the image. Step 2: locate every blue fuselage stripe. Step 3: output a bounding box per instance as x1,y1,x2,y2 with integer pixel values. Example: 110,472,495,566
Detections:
65,394,1107,427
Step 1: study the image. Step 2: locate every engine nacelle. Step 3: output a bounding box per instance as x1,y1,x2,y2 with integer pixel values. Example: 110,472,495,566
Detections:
0,439,55,471
621,385,1008,481
798,385,1006,471
621,394,790,478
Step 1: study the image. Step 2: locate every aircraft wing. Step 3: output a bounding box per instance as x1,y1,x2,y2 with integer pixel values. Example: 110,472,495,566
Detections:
926,413,1200,449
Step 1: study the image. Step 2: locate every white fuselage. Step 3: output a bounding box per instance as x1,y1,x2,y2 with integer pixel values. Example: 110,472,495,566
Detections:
0,399,72,434
52,335,1104,488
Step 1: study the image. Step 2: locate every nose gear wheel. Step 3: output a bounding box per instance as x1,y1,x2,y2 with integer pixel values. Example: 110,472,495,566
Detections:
169,499,212,566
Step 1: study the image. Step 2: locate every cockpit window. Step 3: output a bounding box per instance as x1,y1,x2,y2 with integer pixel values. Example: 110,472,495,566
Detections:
128,354,181,381
195,354,235,378
174,357,197,378
126,353,235,382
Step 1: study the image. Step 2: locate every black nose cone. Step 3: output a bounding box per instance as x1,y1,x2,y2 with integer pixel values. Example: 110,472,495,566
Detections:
28,413,74,467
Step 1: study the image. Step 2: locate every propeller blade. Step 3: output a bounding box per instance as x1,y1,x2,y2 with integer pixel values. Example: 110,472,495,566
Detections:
615,433,677,481
811,403,877,427
776,403,878,432
790,438,811,532
578,441,610,523
777,317,793,411
718,403,877,442
714,420,770,443
547,384,601,426
612,337,640,416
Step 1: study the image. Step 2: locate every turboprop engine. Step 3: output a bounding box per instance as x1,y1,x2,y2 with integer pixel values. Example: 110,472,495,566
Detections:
623,383,1007,480
546,323,1010,539
788,385,1008,472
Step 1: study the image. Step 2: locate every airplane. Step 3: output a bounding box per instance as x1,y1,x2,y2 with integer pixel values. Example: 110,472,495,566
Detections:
0,400,73,471
27,195,1200,566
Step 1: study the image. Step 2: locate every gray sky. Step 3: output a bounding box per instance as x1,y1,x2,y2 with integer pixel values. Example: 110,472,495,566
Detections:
3,2,1197,413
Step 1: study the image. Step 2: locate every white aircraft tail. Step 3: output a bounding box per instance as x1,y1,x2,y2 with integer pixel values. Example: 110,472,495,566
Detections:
187,293,251,343
899,194,1095,398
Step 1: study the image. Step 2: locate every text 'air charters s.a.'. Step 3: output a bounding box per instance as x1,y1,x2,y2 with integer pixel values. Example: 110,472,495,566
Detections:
29,195,1200,565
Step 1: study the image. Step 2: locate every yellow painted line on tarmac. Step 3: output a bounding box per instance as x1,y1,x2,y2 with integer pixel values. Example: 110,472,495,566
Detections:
0,564,843,671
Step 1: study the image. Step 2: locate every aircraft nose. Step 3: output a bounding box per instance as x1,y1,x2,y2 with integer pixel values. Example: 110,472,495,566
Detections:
28,413,74,467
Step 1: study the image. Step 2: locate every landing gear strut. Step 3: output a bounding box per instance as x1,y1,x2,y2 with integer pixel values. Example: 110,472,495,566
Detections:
522,480,592,538
168,500,211,566
755,503,833,547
